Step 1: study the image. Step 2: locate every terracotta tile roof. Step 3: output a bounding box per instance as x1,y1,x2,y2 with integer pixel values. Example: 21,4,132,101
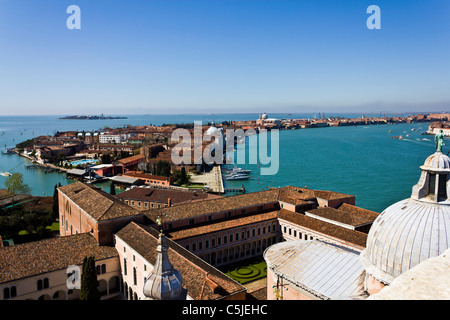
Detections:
306,205,378,227
169,210,279,240
278,209,367,248
115,187,221,205
114,154,145,165
279,186,354,205
145,188,280,224
0,233,118,283
121,171,171,181
115,222,246,300
58,181,141,221
336,202,380,217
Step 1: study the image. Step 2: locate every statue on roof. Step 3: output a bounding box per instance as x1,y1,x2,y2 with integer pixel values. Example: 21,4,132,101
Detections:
435,130,445,152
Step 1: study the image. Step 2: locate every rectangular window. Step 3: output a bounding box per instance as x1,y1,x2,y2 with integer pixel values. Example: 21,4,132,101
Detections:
429,174,436,195
438,174,447,200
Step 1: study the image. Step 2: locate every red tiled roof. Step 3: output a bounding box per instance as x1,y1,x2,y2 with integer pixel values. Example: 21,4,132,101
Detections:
169,210,278,240
278,209,368,248
58,181,141,221
115,154,145,165
0,233,118,283
115,187,221,205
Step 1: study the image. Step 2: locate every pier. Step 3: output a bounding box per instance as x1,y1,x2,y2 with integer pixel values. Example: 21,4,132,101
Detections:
224,184,245,193
25,164,65,173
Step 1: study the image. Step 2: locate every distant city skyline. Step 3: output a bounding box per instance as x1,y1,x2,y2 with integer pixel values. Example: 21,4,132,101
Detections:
0,0,449,115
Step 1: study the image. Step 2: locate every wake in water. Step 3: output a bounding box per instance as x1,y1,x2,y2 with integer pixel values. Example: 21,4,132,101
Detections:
402,138,432,145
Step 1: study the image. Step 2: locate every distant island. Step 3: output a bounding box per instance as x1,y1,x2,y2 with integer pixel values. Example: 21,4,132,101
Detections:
59,115,127,120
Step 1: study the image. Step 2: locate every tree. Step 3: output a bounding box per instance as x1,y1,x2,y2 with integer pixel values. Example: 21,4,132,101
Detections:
110,182,116,195
180,167,188,185
4,173,31,203
155,160,171,177
80,256,100,300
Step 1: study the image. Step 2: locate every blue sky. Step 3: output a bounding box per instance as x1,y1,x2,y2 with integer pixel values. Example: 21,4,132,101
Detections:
0,0,449,115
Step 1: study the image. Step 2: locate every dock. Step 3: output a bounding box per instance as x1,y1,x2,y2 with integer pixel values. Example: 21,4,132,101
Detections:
224,184,246,193
25,164,66,173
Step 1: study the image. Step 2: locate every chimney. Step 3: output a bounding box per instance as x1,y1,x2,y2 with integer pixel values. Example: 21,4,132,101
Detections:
167,198,172,207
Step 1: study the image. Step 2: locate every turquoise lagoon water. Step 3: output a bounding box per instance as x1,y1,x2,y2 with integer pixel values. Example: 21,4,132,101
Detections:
0,114,436,212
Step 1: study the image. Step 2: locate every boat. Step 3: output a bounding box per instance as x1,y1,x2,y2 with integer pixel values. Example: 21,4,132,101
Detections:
0,172,11,177
392,136,404,140
1,148,14,154
225,172,249,180
226,165,251,174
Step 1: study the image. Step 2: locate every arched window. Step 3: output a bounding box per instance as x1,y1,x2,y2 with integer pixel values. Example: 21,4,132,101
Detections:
101,264,106,274
37,279,43,291
133,267,137,286
43,278,49,289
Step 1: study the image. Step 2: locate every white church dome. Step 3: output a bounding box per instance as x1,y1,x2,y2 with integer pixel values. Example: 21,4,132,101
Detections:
205,121,222,136
360,150,450,285
360,197,450,284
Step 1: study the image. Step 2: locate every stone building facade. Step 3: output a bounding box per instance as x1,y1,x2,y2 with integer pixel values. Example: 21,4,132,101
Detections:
1,182,379,300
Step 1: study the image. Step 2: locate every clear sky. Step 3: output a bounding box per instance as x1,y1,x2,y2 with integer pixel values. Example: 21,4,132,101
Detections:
0,0,449,115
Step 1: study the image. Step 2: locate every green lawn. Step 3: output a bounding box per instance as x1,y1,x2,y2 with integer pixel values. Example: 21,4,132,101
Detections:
221,258,267,284
17,221,59,235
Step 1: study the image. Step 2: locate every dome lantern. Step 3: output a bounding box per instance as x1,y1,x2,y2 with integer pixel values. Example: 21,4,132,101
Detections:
143,220,187,300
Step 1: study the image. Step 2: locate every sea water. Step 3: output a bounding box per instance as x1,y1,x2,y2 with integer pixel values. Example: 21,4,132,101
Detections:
0,114,435,212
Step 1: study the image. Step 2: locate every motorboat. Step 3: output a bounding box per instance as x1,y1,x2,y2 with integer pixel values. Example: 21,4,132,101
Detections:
226,165,251,174
225,172,249,180
0,172,11,177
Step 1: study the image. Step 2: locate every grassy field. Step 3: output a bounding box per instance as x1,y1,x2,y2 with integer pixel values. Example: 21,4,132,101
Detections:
221,257,267,284
18,222,59,235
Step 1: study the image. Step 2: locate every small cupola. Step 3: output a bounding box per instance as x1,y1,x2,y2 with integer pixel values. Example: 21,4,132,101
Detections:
411,151,450,203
